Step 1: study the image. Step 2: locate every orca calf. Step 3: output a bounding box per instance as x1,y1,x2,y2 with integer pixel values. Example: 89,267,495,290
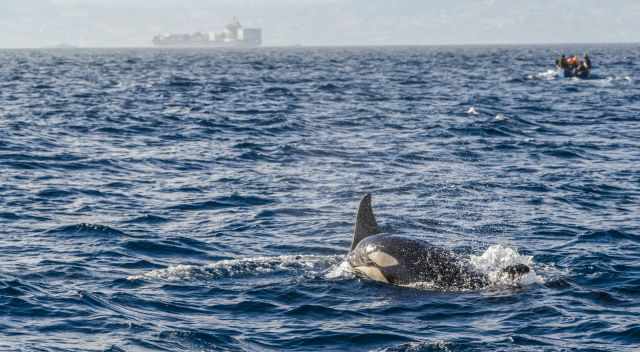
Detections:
346,194,530,289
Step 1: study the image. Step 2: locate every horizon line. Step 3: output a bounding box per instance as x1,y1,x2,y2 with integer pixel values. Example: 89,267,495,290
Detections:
1,41,639,50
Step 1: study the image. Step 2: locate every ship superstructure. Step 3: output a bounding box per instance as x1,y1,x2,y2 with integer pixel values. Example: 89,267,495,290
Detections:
153,18,262,47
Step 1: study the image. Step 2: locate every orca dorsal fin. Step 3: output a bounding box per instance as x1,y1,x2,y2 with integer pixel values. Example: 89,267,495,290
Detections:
351,194,380,250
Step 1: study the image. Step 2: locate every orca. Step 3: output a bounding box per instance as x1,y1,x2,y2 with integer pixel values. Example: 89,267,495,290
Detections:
346,194,530,289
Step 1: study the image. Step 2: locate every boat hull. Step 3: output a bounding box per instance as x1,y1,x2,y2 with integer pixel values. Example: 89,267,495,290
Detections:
563,68,590,79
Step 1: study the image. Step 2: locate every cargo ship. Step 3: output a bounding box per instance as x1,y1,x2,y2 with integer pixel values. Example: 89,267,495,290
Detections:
152,18,262,47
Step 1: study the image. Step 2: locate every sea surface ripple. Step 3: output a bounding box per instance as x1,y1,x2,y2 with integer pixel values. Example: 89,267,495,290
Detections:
0,45,639,352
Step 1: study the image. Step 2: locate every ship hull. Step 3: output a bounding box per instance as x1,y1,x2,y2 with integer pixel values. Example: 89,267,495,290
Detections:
152,42,260,48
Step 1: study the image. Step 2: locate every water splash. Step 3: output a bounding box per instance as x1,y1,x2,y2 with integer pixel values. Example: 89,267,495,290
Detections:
466,106,479,115
470,244,544,287
325,260,355,280
128,255,340,282
375,340,453,352
527,69,560,80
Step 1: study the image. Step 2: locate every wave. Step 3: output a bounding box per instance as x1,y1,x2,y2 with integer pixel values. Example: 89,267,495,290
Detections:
124,214,170,224
165,75,201,88
578,230,640,244
46,223,127,237
0,212,21,221
263,86,295,96
121,240,210,257
168,194,274,211
374,340,452,352
316,83,342,92
157,330,240,351
35,188,75,198
128,255,341,282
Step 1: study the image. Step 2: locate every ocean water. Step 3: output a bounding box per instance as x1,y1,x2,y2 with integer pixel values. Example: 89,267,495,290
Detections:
0,45,638,352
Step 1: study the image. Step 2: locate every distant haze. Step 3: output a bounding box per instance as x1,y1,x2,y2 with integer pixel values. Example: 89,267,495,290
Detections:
1,0,639,48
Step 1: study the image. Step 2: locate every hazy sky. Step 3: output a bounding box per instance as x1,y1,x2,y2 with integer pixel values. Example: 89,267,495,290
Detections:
1,0,639,48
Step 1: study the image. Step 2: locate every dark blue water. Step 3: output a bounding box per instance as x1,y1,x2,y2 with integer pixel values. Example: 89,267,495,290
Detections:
1,45,639,352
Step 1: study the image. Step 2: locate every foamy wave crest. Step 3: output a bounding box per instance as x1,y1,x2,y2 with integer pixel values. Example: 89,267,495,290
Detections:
128,255,341,282
470,244,543,287
527,69,559,80
324,260,355,280
401,281,441,291
374,340,452,352
605,75,633,82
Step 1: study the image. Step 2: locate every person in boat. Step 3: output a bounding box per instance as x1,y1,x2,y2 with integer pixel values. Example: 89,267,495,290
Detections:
561,55,576,77
575,60,590,78
558,54,567,69
584,53,592,70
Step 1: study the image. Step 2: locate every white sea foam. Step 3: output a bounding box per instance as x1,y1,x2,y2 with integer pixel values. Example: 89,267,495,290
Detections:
324,260,355,280
494,113,509,122
470,244,544,287
606,75,633,82
527,69,559,80
401,281,440,291
374,340,452,352
128,255,339,282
